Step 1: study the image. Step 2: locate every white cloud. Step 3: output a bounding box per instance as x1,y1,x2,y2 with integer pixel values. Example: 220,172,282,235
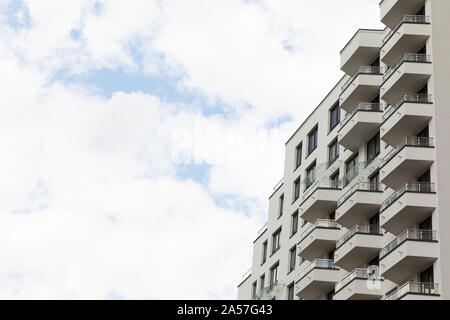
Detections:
0,0,384,299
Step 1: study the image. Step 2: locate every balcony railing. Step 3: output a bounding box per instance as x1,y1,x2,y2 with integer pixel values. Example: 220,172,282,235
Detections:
336,224,383,249
382,15,430,46
342,66,384,93
379,229,437,259
299,219,340,244
383,94,433,122
335,268,382,293
380,183,435,212
298,259,338,281
382,136,434,166
383,53,431,81
337,182,383,208
340,103,381,129
384,282,439,300
301,180,341,203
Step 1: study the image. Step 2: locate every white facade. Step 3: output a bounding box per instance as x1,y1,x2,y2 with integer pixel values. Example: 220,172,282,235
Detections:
238,0,450,300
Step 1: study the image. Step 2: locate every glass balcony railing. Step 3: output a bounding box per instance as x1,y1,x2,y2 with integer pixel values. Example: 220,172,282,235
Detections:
380,183,435,212
384,282,439,300
382,15,430,46
383,94,432,122
340,103,381,129
335,268,383,293
342,66,384,93
336,224,383,249
301,180,341,203
299,219,340,244
383,53,431,82
379,229,437,259
383,136,434,166
298,259,338,281
337,182,383,208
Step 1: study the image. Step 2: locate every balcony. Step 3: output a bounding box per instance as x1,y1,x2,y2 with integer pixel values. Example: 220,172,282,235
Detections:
380,137,434,190
338,103,383,152
341,29,383,75
380,0,427,29
384,282,440,300
333,268,384,300
380,183,436,235
295,259,342,300
380,54,432,105
335,225,384,271
381,16,431,67
299,181,342,223
336,183,383,228
297,220,341,261
340,66,384,112
379,229,438,284
381,94,433,147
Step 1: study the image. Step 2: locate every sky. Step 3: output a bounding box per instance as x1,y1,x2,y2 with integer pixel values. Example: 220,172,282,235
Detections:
0,0,383,299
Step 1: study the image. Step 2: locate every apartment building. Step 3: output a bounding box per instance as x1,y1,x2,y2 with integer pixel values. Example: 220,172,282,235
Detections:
238,0,450,300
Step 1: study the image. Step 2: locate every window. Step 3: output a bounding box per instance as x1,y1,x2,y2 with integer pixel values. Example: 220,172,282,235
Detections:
329,102,340,131
291,210,299,236
327,290,335,301
366,132,380,165
260,274,265,292
261,241,268,265
369,171,380,191
272,229,281,254
295,143,302,170
345,154,359,186
252,282,257,299
287,282,295,300
308,126,318,155
278,194,284,218
270,262,279,287
305,162,316,190
293,177,301,202
330,170,340,189
328,139,339,165
289,246,297,273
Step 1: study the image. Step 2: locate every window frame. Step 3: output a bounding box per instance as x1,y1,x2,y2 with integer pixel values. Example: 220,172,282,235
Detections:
287,282,295,300
307,125,319,156
271,228,282,255
293,177,301,203
278,194,284,218
294,142,302,171
291,210,299,236
305,161,317,190
261,240,268,265
329,102,340,132
269,262,279,288
288,246,297,273
328,138,339,165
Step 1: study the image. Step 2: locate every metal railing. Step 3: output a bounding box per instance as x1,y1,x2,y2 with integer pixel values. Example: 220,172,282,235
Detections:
380,182,435,212
342,66,384,93
384,282,439,300
299,220,340,244
383,136,434,166
340,103,381,129
273,178,284,191
337,182,383,208
380,229,437,259
301,180,341,203
383,94,433,122
383,15,430,45
336,224,383,249
335,268,382,292
256,223,268,237
298,259,338,280
241,268,252,281
384,53,431,81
